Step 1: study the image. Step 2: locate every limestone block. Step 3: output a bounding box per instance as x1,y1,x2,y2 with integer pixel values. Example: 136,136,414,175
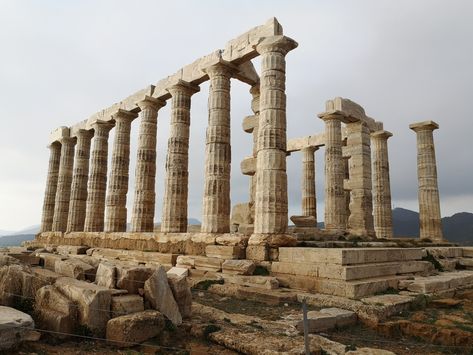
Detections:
246,245,269,261
0,306,39,351
144,267,182,326
193,256,223,272
176,255,195,269
215,234,249,247
0,264,48,306
72,254,101,268
106,310,165,347
96,262,116,289
296,308,356,333
41,253,67,270
240,157,256,175
438,259,458,271
111,294,144,317
0,255,21,267
167,267,189,278
463,247,473,258
205,245,244,259
459,258,473,268
32,268,62,284
290,215,316,228
116,265,155,294
425,247,463,259
55,277,113,335
248,234,297,248
168,274,192,319
222,275,279,290
8,253,40,265
57,245,89,256
222,260,256,275
91,248,178,266
54,258,96,281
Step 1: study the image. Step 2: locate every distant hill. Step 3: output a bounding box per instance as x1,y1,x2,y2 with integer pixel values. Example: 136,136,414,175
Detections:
0,234,35,247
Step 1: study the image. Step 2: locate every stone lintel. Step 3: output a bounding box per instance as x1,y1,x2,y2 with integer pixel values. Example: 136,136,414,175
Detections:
255,35,298,55
242,115,259,133
165,79,200,96
409,120,439,132
287,133,325,152
137,95,166,110
241,157,256,176
371,130,393,139
49,126,70,144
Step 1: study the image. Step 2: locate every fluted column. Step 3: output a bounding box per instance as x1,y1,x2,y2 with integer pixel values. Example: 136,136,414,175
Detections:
201,62,235,233
301,146,317,223
40,142,61,232
319,113,346,230
130,97,166,232
346,121,375,236
372,130,393,238
84,121,113,232
52,137,76,232
67,129,93,232
105,110,138,232
161,81,200,233
249,84,260,214
410,121,443,241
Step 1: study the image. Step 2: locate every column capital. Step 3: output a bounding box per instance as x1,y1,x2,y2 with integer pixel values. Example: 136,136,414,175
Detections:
58,136,76,146
255,35,298,55
318,111,345,122
203,60,238,78
409,120,439,132
90,120,114,134
137,95,166,111
74,129,94,140
166,80,200,97
112,109,139,123
371,130,393,140
301,145,319,154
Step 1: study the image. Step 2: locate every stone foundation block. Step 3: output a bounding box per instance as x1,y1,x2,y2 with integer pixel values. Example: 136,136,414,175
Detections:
222,259,256,275
205,245,244,259
54,258,96,281
193,256,223,272
246,245,268,261
111,294,144,317
222,275,279,290
57,245,89,256
116,265,155,294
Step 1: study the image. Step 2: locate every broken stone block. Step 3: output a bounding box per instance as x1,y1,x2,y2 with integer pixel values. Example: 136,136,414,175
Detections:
116,265,155,294
111,294,144,317
167,267,189,278
32,267,62,284
8,253,41,265
0,306,40,351
246,245,268,261
194,256,223,272
41,253,67,270
0,255,21,267
215,235,249,247
57,245,89,256
144,266,182,326
176,255,195,269
95,262,116,289
222,259,256,275
168,274,192,319
290,215,317,227
106,310,165,347
54,258,96,281
205,245,244,259
222,275,279,289
296,308,356,333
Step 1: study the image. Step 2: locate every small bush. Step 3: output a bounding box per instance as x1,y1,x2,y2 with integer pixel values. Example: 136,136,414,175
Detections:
253,265,269,276
192,279,224,290
203,324,221,339
422,252,444,271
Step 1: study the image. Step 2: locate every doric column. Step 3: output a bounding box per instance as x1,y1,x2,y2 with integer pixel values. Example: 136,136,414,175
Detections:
372,130,393,238
410,121,443,241
84,121,113,232
301,146,317,223
52,137,76,232
346,121,375,236
105,109,138,232
161,80,200,233
252,35,297,235
319,113,346,230
249,83,260,209
66,129,93,232
130,97,166,232
201,62,235,233
40,142,61,232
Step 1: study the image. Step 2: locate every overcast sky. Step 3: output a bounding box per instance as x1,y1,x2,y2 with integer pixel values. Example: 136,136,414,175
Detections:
0,0,472,231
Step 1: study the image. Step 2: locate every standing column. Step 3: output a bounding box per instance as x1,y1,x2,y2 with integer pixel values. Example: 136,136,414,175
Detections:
372,130,393,238
52,136,76,232
410,121,443,241
301,146,317,223
161,80,200,233
201,62,235,233
105,109,138,232
40,142,61,232
252,36,297,235
130,97,166,232
319,113,346,230
67,129,93,232
346,121,375,236
84,121,113,232
249,84,260,212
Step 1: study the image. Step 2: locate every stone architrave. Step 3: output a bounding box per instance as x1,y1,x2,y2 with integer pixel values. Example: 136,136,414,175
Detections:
201,62,236,233
371,130,393,238
346,121,375,236
84,121,113,232
105,109,138,232
319,113,346,230
40,142,61,232
130,97,166,232
252,35,297,236
301,146,317,223
410,121,443,241
67,129,93,232
52,137,76,232
161,81,200,232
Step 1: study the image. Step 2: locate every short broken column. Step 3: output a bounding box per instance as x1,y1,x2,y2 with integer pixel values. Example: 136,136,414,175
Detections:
84,121,113,232
105,109,138,232
371,130,393,238
161,80,200,233
301,146,317,223
130,97,166,232
40,142,62,232
52,136,76,232
67,129,94,232
410,120,444,241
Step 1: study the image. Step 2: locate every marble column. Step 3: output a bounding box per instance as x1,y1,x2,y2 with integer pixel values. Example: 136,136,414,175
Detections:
249,83,260,210
410,121,443,241
371,130,393,238
301,146,317,223
66,129,93,232
161,80,200,233
40,142,61,232
52,137,76,232
346,121,375,236
201,62,235,233
105,109,138,232
319,113,346,230
130,97,166,232
253,36,297,235
84,121,113,232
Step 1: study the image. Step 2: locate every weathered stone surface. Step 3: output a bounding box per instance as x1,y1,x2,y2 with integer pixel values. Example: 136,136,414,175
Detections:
248,234,297,247
222,275,279,289
95,262,116,288
54,258,96,281
111,294,144,317
245,245,268,261
215,234,249,247
176,255,195,269
290,215,316,228
40,142,61,232
40,253,67,270
0,255,21,266
116,265,155,294
406,271,473,294
0,264,48,306
167,267,189,277
7,253,40,265
0,306,39,350
168,274,192,319
57,245,89,255
190,255,223,272
205,245,244,259
144,266,182,326
296,308,357,333
106,310,165,347
222,259,256,275
32,268,62,284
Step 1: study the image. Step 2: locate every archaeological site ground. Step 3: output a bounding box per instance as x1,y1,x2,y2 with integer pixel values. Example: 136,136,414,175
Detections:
2,17,473,355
